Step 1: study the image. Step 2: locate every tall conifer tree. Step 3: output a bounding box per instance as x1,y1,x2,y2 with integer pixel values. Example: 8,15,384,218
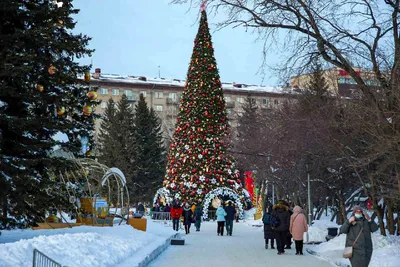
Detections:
163,7,244,203
0,0,98,228
132,94,166,202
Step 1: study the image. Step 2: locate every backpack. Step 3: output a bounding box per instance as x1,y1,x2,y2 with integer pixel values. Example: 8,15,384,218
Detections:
271,213,280,228
263,213,272,225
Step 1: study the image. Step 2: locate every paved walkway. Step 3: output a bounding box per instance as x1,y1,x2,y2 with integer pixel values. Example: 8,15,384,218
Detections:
149,221,334,267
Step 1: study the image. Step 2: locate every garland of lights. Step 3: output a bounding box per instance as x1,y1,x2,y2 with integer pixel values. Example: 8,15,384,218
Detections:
201,187,244,220
153,188,173,206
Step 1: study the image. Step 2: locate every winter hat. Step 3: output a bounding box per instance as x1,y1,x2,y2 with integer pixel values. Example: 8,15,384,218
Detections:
353,205,363,212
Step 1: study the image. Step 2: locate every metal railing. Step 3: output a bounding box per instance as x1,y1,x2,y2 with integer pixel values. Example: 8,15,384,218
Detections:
151,212,172,220
32,249,62,267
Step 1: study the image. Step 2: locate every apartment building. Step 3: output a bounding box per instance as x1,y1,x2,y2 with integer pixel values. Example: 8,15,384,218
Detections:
90,68,293,142
290,67,380,97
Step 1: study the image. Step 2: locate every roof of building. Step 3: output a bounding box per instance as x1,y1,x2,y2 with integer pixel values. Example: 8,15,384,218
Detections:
94,73,291,95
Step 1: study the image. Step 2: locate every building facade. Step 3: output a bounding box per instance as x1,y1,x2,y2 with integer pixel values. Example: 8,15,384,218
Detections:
90,69,293,143
290,67,380,98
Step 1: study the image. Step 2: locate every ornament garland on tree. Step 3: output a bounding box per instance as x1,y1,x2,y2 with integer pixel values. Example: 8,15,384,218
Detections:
162,4,244,204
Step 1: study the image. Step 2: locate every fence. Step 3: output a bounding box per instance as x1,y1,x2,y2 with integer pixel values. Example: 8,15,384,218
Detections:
32,249,62,267
151,212,172,220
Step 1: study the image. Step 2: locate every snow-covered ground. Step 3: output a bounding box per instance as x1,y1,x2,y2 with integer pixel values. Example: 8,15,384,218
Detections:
149,221,334,267
0,219,176,267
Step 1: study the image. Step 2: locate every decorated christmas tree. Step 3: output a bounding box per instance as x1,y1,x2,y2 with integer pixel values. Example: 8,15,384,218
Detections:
0,0,99,228
163,5,244,204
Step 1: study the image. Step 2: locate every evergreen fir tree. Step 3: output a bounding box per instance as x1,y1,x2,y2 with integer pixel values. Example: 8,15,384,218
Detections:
97,98,121,168
163,8,244,204
132,94,166,202
306,59,330,99
0,1,98,228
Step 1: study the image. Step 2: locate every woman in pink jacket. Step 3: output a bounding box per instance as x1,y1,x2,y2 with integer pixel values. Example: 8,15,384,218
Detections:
289,206,308,255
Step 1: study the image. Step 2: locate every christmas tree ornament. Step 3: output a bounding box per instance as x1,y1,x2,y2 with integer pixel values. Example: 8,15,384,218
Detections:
57,107,66,116
82,105,93,116
84,72,90,81
87,91,98,100
56,20,63,27
36,84,44,92
85,150,95,157
48,65,56,75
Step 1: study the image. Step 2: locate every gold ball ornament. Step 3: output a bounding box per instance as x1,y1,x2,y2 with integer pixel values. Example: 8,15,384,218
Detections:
56,20,63,27
85,150,95,157
36,84,44,92
87,91,98,100
48,65,56,75
57,107,66,116
83,105,93,116
84,72,91,81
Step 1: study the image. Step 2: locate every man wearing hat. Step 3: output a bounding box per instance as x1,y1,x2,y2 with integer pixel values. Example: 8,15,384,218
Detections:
339,205,379,267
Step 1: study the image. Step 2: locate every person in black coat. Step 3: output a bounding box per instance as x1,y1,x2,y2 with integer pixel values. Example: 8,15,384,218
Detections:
137,202,145,215
263,205,275,249
182,203,194,234
285,205,293,249
272,201,291,255
225,201,236,236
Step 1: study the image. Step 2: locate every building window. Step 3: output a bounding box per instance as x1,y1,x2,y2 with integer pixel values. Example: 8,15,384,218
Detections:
155,92,164,99
274,100,279,105
100,88,108,95
140,91,146,97
112,89,119,96
155,105,163,112
237,97,244,104
168,92,177,99
124,90,132,96
100,102,107,109
263,98,269,105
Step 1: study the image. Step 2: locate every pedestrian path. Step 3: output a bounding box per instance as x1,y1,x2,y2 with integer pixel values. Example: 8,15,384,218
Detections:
149,222,335,267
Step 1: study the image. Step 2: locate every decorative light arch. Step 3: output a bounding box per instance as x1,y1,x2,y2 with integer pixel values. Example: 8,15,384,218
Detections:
153,188,173,206
202,187,244,220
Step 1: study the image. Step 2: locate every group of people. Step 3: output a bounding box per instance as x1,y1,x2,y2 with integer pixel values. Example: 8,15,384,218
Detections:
262,201,308,255
216,200,237,236
169,200,203,234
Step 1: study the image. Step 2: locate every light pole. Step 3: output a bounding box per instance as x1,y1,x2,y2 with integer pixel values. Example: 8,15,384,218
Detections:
306,163,312,226
267,154,275,206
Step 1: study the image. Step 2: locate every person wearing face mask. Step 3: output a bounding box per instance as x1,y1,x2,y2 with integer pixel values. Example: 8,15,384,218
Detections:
339,205,379,267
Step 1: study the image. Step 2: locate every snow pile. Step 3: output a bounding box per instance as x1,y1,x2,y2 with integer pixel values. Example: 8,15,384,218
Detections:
0,220,176,267
307,219,340,243
313,231,400,267
243,208,256,220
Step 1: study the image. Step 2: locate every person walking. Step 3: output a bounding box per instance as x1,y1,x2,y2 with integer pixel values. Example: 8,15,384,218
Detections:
289,206,308,255
216,203,227,236
194,204,203,231
339,206,378,267
262,205,275,249
137,202,145,216
272,201,291,255
182,203,194,234
225,201,236,236
170,200,183,231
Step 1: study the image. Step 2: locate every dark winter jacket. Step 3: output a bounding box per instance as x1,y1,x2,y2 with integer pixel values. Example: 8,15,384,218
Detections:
137,203,145,213
225,205,236,221
182,207,193,225
194,206,203,221
263,212,274,239
170,205,183,219
272,204,290,232
164,205,171,213
339,217,379,267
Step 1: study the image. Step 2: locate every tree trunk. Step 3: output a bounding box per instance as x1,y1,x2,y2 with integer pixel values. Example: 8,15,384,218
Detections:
373,198,386,236
386,199,395,235
338,195,346,225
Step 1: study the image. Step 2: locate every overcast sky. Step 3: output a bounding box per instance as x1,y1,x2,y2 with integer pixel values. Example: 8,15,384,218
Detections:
73,0,281,85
